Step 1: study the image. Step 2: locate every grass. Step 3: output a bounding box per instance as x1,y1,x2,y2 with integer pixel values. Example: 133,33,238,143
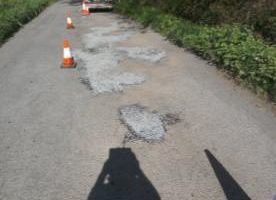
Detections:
115,0,276,102
0,0,56,45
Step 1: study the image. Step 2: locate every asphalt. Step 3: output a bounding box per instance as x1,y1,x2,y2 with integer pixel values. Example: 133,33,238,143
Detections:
0,1,276,200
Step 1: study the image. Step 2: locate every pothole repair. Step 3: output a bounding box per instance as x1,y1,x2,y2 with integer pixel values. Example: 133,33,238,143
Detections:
76,20,167,94
119,104,180,143
83,22,134,50
75,50,145,94
75,22,145,94
117,47,166,63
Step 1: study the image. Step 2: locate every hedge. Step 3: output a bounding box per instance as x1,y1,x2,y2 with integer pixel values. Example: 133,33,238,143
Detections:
0,0,56,45
115,0,276,101
124,0,276,43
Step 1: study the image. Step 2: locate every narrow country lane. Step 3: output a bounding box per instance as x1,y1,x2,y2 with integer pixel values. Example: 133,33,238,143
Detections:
0,1,275,200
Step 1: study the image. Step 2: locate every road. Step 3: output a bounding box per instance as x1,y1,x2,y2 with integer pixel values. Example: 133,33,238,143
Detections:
0,1,276,200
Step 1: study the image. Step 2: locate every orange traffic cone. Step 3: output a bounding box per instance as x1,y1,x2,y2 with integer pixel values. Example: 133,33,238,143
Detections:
61,39,76,68
81,1,90,16
66,16,75,29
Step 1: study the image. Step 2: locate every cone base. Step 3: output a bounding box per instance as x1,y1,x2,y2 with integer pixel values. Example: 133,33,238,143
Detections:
81,10,90,16
67,24,75,29
61,62,77,69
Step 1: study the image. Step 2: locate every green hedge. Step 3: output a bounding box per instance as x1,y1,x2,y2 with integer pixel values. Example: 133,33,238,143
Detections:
0,0,55,44
115,0,276,101
120,0,276,43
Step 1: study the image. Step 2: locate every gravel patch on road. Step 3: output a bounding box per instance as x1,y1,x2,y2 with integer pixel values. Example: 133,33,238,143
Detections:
119,105,181,143
120,104,166,142
75,50,145,94
75,21,147,94
117,47,166,63
83,22,134,50
77,20,167,94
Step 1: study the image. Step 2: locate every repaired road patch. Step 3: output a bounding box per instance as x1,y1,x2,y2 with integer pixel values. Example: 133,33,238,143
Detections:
75,50,145,94
76,19,167,95
117,47,166,63
119,104,180,143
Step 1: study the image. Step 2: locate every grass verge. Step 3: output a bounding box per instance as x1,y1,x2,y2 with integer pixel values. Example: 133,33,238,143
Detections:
0,0,56,45
115,0,276,102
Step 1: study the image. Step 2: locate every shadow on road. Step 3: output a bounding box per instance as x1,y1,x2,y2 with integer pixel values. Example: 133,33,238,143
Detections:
88,9,114,13
205,149,251,200
87,148,161,200
68,0,82,6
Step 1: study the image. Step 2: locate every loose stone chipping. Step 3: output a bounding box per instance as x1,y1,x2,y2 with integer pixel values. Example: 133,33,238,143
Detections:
119,105,166,142
77,59,93,91
83,22,134,50
75,21,147,94
117,47,166,63
120,105,181,142
77,20,167,94
75,50,145,94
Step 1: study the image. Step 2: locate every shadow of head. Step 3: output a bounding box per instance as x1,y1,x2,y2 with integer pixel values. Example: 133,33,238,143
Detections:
87,148,160,200
205,149,251,200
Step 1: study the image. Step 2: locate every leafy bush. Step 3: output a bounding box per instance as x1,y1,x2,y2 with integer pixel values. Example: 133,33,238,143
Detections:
0,0,56,44
115,1,276,101
115,0,276,43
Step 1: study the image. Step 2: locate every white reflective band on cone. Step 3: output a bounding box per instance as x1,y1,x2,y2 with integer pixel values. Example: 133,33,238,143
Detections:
64,48,72,58
67,17,72,24
82,3,86,10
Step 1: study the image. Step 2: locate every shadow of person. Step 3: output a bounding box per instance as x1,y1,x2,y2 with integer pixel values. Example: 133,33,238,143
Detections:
87,148,161,200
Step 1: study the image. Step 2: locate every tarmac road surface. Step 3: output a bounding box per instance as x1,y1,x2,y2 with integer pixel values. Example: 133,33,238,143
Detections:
0,1,275,200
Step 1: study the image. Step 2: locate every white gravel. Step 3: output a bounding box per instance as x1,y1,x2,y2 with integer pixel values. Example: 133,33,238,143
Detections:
117,47,166,63
83,23,134,50
120,105,165,141
75,50,145,94
77,21,167,94
75,21,147,94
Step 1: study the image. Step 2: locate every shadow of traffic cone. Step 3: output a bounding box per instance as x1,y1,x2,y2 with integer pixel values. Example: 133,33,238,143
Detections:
81,1,90,16
61,39,76,68
66,15,75,29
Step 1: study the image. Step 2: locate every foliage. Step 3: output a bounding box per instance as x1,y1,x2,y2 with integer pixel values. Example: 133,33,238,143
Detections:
115,0,276,101
0,0,55,44
115,0,276,43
